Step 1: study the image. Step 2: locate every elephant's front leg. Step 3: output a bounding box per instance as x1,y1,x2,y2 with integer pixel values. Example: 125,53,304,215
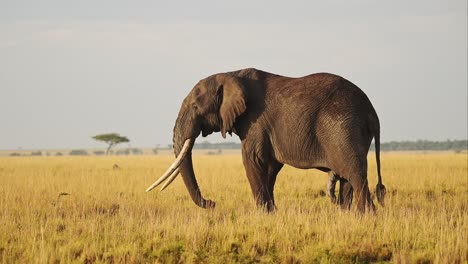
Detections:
241,147,283,212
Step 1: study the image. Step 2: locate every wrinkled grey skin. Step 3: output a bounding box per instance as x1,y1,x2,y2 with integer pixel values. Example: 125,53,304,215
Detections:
171,68,386,213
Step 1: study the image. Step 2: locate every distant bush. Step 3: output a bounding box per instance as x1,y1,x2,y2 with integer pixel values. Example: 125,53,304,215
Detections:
94,150,105,156
152,148,159,155
55,152,63,156
207,149,222,155
114,148,143,155
116,149,130,155
131,148,143,155
9,153,21,156
69,150,88,156
30,151,42,156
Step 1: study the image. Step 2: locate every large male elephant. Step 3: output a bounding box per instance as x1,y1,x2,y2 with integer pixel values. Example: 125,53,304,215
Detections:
146,68,386,213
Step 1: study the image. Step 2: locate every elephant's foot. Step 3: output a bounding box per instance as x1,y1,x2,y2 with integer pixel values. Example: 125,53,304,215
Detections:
256,199,276,213
350,178,375,214
200,199,216,209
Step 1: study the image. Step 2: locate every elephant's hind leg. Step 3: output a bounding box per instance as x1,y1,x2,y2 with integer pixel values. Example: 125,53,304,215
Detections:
327,171,339,204
331,151,374,213
349,175,375,214
338,178,353,210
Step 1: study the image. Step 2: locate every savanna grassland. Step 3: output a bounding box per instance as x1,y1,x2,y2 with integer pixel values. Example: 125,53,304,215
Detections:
0,152,466,263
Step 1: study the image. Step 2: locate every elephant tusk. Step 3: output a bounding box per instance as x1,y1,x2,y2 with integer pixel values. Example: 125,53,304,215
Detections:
159,168,180,192
145,138,194,192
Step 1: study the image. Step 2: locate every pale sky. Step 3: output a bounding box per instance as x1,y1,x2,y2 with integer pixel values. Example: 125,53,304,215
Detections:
0,1,466,149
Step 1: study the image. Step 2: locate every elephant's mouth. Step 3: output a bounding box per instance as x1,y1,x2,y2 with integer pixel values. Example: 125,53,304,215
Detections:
202,127,214,137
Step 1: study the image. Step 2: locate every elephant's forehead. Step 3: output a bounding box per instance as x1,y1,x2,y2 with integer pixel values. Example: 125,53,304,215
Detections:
193,86,201,96
193,81,211,94
183,87,201,104
190,81,204,93
189,77,217,98
181,95,192,105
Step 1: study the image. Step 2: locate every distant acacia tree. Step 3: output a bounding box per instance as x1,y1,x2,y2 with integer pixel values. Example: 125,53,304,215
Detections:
92,133,130,155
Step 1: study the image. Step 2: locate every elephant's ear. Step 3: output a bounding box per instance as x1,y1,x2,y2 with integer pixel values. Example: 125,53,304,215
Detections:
217,75,246,138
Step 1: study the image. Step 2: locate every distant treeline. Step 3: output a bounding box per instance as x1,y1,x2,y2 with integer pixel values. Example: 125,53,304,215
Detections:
187,140,467,152
8,140,467,157
168,141,241,150
10,148,146,157
370,140,467,151
193,141,241,149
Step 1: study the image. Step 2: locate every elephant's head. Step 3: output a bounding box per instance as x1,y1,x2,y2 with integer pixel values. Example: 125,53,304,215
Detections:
146,73,247,209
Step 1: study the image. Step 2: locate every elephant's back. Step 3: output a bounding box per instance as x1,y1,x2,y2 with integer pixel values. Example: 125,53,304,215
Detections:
265,72,371,111
266,71,379,140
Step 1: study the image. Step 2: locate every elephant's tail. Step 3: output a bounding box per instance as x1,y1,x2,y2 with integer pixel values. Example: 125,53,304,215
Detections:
371,115,386,206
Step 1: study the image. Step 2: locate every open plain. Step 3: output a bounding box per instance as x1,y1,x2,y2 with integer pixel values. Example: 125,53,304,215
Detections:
0,152,466,263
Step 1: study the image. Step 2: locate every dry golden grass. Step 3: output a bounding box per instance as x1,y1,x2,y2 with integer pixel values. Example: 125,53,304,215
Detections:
0,152,466,263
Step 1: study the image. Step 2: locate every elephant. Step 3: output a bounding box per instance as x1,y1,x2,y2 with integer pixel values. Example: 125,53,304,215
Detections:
146,68,386,213
327,172,339,204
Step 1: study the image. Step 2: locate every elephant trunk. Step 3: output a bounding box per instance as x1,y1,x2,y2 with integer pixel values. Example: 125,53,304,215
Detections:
171,109,215,209
176,152,214,208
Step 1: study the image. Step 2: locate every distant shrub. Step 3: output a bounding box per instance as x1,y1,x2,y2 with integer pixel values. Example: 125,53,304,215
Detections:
152,148,159,155
94,150,105,156
69,150,88,156
30,151,42,156
207,149,222,155
116,149,130,155
55,152,63,156
131,148,143,155
9,153,21,156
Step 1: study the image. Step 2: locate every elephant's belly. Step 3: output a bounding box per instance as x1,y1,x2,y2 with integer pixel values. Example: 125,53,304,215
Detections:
274,149,329,170
284,159,330,170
